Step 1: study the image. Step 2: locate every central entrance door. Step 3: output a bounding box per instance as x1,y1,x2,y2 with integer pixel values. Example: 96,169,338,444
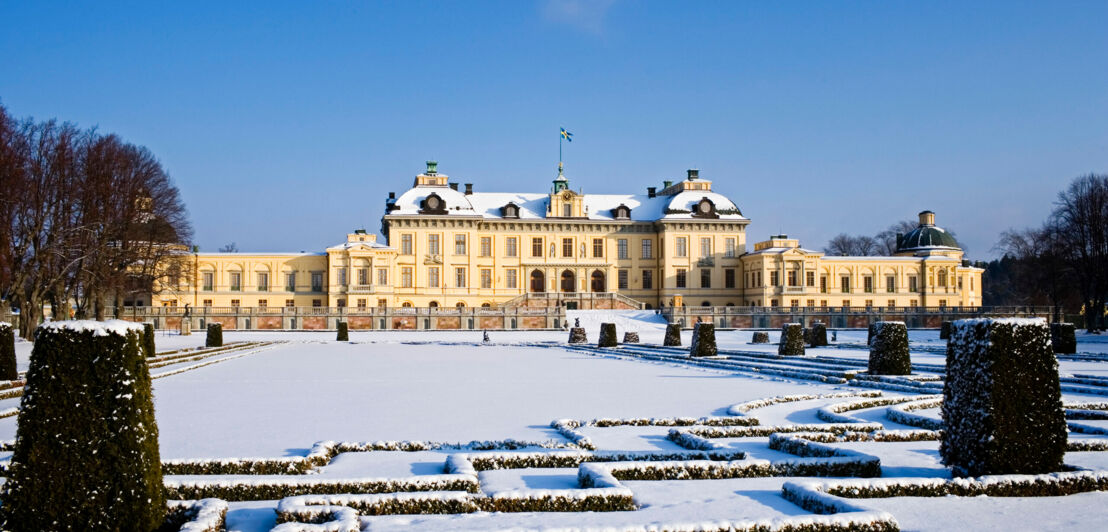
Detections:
530,270,545,293
560,270,576,293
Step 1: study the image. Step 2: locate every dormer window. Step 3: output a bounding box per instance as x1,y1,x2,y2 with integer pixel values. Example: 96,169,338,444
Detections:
500,202,520,219
692,197,718,219
419,192,448,215
610,204,632,220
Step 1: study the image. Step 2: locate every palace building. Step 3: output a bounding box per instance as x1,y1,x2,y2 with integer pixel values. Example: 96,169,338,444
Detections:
152,162,983,313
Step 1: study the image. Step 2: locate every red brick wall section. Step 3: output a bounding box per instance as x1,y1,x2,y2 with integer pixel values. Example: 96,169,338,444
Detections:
348,317,374,330
520,316,547,329
925,315,943,328
769,315,788,328
302,317,326,330
165,317,181,330
730,315,753,328
392,317,416,330
209,316,236,330
848,316,869,328
479,316,504,329
437,317,460,330
257,317,282,330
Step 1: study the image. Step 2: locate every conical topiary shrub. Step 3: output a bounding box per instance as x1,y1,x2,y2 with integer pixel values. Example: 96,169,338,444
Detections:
623,332,639,344
142,323,156,358
206,322,223,347
337,321,349,341
866,323,876,346
751,331,770,344
0,322,16,381
941,318,1066,477
939,320,951,340
663,323,682,346
868,321,911,375
802,327,811,345
598,323,618,347
689,322,717,357
809,322,828,347
0,321,164,531
1050,322,1076,354
778,323,805,356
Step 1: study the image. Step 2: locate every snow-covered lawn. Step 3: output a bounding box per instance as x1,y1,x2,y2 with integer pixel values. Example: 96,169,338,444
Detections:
4,312,1108,531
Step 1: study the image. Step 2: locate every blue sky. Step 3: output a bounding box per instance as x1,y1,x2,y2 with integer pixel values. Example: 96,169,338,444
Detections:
2,1,1105,259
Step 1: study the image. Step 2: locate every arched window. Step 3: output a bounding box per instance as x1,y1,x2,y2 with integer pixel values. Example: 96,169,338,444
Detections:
456,302,466,308
560,270,575,293
428,301,439,308
590,270,606,292
530,270,545,293
481,302,492,308
401,302,413,308
701,301,711,307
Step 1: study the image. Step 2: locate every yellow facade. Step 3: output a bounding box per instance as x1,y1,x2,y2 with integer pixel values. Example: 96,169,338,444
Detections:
153,163,982,310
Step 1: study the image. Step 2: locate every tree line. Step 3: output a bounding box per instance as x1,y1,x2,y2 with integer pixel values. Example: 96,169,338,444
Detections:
0,104,192,339
987,174,1108,330
823,219,927,256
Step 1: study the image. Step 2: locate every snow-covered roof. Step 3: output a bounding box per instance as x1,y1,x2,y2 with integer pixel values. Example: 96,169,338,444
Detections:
326,241,391,252
197,252,327,257
388,186,747,222
746,246,822,256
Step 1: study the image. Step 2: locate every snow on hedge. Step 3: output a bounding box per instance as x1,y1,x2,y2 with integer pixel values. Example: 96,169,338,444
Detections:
166,498,229,532
37,319,145,336
816,395,940,424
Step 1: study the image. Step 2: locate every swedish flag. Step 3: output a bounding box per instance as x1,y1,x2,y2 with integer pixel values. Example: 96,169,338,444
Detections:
560,128,573,142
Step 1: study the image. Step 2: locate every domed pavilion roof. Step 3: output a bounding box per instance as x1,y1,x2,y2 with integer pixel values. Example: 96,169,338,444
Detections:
896,211,960,253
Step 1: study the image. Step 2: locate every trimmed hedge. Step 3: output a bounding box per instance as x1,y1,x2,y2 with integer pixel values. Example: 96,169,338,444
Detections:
940,320,951,340
166,475,479,501
206,323,223,347
1051,322,1076,354
751,331,769,344
941,318,1067,477
336,321,349,341
803,328,812,345
142,323,156,358
567,327,587,344
868,321,911,375
689,322,717,357
663,323,682,346
622,332,639,344
597,323,618,348
778,323,805,356
0,323,16,381
866,323,876,346
0,321,165,531
809,322,828,347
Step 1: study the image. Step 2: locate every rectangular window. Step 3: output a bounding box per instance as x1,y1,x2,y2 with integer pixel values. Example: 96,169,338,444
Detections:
563,203,572,217
480,269,492,289
642,269,653,289
700,237,712,258
229,272,241,291
865,299,874,308
312,299,322,307
909,275,918,292
480,236,492,257
641,239,653,259
820,275,828,293
842,299,850,308
910,299,918,308
258,299,267,308
401,234,413,255
700,269,711,288
230,299,240,308
787,270,797,286
725,238,736,258
357,268,368,285
377,299,387,308
807,299,815,307
675,237,688,257
676,268,687,288
285,299,294,307
203,299,213,307
257,272,269,291
532,237,543,257
864,276,873,293
617,239,628,259
771,299,779,307
841,275,850,293
725,268,736,289
806,271,815,287
886,275,895,293
506,269,518,289
454,234,466,255
357,298,367,308
563,237,573,258
593,238,604,258
401,267,413,288
618,269,629,289
506,237,518,257
820,299,828,307
428,234,441,255
285,272,296,291
202,272,214,291
888,299,896,309
377,269,387,285
337,268,347,286
770,271,779,286
428,267,440,288
790,299,799,308
455,267,466,288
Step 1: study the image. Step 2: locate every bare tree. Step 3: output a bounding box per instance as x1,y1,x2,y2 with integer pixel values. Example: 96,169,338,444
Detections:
823,234,878,256
1051,174,1108,332
218,242,239,253
875,220,919,255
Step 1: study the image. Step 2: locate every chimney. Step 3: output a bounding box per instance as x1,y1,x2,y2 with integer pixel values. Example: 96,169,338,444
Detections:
919,210,935,226
449,183,458,191
687,169,699,180
647,187,656,198
464,183,473,195
663,180,673,188
388,192,395,199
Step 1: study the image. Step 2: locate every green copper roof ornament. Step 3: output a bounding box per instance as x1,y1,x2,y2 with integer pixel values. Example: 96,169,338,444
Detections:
426,160,438,175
